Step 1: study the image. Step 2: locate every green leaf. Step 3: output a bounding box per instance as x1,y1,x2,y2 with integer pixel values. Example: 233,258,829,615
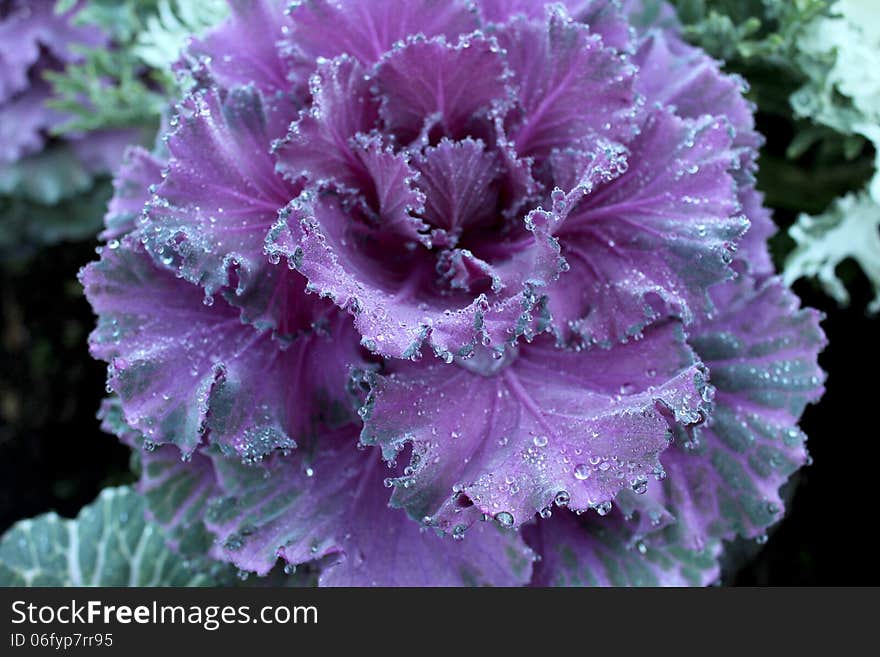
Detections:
781,0,879,307
790,0,880,139
47,0,228,135
785,189,880,312
673,0,829,63
0,486,224,586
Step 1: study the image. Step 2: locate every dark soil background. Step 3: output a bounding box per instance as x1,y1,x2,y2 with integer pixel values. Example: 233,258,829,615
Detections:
0,241,132,532
1,109,878,585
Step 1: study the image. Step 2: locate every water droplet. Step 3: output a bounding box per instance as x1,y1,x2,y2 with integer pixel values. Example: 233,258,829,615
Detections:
574,463,591,480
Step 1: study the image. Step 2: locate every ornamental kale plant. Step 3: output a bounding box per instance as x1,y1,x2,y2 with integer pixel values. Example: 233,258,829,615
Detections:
6,0,828,586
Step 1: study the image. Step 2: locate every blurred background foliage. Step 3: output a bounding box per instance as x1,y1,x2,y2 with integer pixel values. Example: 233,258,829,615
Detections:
48,0,227,133
0,0,877,584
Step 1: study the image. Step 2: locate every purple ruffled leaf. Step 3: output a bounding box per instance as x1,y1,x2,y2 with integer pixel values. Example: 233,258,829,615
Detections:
101,146,164,241
630,30,762,174
477,0,633,51
186,0,299,124
524,509,721,586
485,115,544,222
436,248,504,295
412,137,501,247
633,30,759,162
735,187,776,278
141,86,302,332
543,134,629,200
274,60,428,245
350,134,428,241
492,7,638,160
657,274,826,546
631,30,774,276
274,56,379,187
81,239,362,461
266,190,563,360
200,426,535,585
360,320,712,533
284,0,478,72
374,33,511,146
571,0,635,51
548,107,747,347
477,0,561,23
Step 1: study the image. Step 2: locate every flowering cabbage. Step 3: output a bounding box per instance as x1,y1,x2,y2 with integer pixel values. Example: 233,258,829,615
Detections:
81,0,826,586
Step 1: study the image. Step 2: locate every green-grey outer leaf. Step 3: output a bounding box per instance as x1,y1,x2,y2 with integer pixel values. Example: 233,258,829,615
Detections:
0,486,221,586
